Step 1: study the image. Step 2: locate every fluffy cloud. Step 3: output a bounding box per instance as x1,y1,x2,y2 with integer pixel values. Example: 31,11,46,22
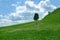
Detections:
16,6,26,13
0,0,57,26
0,15,32,27
24,0,56,19
11,0,56,21
25,1,35,7
0,15,13,27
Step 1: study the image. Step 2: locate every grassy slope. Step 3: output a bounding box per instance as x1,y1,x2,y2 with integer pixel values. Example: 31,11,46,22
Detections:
0,8,60,40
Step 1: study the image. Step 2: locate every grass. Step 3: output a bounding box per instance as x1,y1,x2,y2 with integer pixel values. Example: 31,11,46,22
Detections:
0,8,60,40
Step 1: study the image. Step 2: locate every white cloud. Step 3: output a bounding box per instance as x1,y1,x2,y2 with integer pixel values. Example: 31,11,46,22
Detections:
16,6,26,13
24,0,56,19
15,20,32,23
38,0,56,12
10,13,16,17
0,15,3,17
10,12,24,18
0,0,57,26
11,0,56,20
11,4,17,7
0,18,12,27
0,15,30,27
50,5,56,9
25,1,35,7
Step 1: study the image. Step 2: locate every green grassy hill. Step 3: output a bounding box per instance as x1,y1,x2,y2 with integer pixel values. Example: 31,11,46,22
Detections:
0,8,60,40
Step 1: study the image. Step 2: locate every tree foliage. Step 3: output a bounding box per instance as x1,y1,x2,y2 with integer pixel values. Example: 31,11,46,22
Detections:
33,13,39,21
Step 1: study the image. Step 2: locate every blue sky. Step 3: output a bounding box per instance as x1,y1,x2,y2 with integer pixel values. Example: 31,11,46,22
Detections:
0,0,60,26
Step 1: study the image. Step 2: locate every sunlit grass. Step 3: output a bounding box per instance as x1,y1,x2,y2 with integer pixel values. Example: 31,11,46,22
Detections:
0,8,60,40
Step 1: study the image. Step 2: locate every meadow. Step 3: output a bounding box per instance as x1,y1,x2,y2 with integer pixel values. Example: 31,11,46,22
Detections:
0,8,60,40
